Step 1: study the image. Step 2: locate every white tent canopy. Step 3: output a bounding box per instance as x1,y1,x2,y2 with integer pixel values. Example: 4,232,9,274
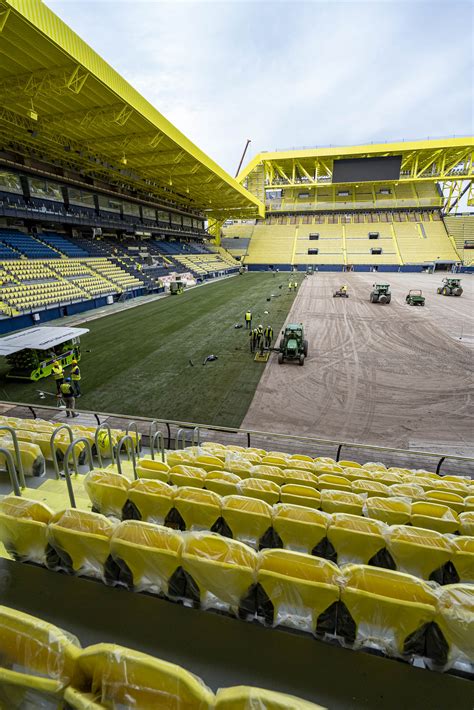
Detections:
0,326,89,356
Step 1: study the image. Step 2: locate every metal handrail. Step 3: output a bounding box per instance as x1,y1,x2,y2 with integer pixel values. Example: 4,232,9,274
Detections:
0,425,26,488
175,428,187,450
63,437,94,509
126,421,140,453
192,426,201,446
94,423,115,467
115,435,137,479
0,447,21,496
150,431,165,462
50,424,74,480
4,401,474,474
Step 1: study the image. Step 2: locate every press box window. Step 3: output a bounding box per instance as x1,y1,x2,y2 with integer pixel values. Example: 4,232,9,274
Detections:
309,233,319,240
368,232,380,239
308,248,319,255
371,248,382,255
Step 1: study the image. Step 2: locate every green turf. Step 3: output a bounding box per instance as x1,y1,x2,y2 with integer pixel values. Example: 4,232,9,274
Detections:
0,274,297,427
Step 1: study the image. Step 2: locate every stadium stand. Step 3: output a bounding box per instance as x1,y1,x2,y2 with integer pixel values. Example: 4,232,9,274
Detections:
0,229,60,259
444,214,474,266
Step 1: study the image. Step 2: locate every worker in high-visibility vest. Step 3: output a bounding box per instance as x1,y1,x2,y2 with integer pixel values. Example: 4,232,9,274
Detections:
249,327,258,353
264,325,274,349
288,281,293,292
256,324,264,353
71,359,82,397
244,310,252,330
59,378,78,418
293,281,298,290
340,285,347,294
52,360,64,394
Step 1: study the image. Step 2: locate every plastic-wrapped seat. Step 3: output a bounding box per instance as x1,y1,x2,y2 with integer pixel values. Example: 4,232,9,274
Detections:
136,458,170,482
352,480,391,498
173,487,221,531
239,477,280,505
464,495,474,512
340,565,440,660
459,511,474,536
215,686,324,709
410,501,459,535
364,496,411,526
110,521,183,593
340,466,373,483
0,605,81,709
123,478,174,524
194,454,225,472
166,450,197,468
327,514,391,567
46,509,116,580
425,490,465,514
338,460,361,469
169,464,207,488
317,474,351,493
283,469,319,488
256,549,340,634
436,585,474,673
221,496,273,549
280,483,321,509
225,458,255,479
272,505,329,554
0,438,45,478
205,470,241,496
181,532,258,614
389,483,425,499
65,644,214,709
320,490,365,516
261,454,289,468
253,465,286,486
431,479,470,498
452,537,474,583
83,469,130,518
0,496,53,563
387,525,456,582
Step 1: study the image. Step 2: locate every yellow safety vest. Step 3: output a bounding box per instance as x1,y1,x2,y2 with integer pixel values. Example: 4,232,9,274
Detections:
60,382,74,396
52,364,63,380
71,366,81,381
245,312,252,321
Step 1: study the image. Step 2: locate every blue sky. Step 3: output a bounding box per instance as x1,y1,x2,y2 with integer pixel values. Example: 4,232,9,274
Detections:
46,0,473,175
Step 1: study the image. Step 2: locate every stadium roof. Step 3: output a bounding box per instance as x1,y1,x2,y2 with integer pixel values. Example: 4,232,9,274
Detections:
0,326,89,355
239,137,474,186
0,0,264,219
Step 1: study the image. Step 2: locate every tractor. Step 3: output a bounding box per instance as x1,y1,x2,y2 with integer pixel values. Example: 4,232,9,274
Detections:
277,323,308,366
437,277,463,297
370,283,391,304
406,289,425,306
334,285,349,298
169,280,184,295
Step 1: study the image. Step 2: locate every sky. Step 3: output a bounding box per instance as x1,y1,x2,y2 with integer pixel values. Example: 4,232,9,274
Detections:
45,0,473,177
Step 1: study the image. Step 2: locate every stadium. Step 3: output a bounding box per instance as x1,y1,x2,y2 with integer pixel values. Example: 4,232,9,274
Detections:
0,0,473,708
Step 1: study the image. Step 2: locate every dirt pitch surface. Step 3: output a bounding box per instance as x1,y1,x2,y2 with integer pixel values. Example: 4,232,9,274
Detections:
243,272,474,458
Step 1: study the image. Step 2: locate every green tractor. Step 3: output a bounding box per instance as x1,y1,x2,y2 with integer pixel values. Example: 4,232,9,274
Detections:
169,280,184,295
406,289,425,306
370,283,391,304
277,323,308,366
437,277,463,297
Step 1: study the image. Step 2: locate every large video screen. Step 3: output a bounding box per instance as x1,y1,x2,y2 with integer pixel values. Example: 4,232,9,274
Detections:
333,156,402,183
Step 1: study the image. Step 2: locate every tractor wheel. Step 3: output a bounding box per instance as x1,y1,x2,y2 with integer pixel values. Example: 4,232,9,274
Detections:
442,287,449,296
379,295,387,304
279,339,284,350
303,339,308,357
437,287,442,294
406,296,410,304
278,353,284,365
454,288,463,296
421,301,425,306
386,295,391,304
299,354,305,366
369,293,375,303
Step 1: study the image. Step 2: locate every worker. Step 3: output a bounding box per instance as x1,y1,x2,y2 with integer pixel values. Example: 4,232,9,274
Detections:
244,310,252,329
71,359,82,397
293,281,298,290
249,327,258,353
59,377,78,418
288,281,293,292
264,325,274,349
256,324,264,352
340,285,347,294
52,359,64,394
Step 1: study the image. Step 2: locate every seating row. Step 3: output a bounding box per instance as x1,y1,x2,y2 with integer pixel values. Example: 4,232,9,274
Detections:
0,605,320,709
0,502,471,673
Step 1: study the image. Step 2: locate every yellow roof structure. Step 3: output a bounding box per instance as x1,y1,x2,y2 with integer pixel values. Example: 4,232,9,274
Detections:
0,0,264,219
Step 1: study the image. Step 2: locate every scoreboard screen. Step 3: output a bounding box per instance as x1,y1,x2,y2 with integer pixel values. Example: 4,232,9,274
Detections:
332,156,402,183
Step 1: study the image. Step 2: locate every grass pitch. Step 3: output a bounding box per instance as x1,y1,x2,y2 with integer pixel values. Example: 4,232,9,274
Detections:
0,273,296,427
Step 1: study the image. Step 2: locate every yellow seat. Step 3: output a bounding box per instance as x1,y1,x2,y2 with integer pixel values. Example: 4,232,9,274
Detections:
257,549,340,633
453,536,474,583
136,458,170,482
239,477,280,505
436,585,474,672
364,496,411,526
317,474,351,493
340,467,373,483
222,496,273,548
410,501,459,534
459,511,474,536
431,479,470,498
375,472,403,485
389,483,425,499
47,509,116,580
195,454,225,472
0,605,81,709
425,489,465,514
280,483,321,509
125,478,174,524
261,454,288,468
0,437,45,478
285,459,317,473
340,565,438,658
0,496,53,563
283,469,319,488
205,470,241,496
272,504,329,554
320,490,365,516
110,521,183,594
66,643,214,709
387,525,455,581
181,532,257,613
252,465,286,485
215,686,324,709
327,514,389,566
169,465,207,488
464,495,474,511
404,476,438,491
362,462,386,472
338,460,361,469
173,487,221,531
165,451,197,468
225,459,255,479
290,454,314,463
83,469,130,518
352,480,391,498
